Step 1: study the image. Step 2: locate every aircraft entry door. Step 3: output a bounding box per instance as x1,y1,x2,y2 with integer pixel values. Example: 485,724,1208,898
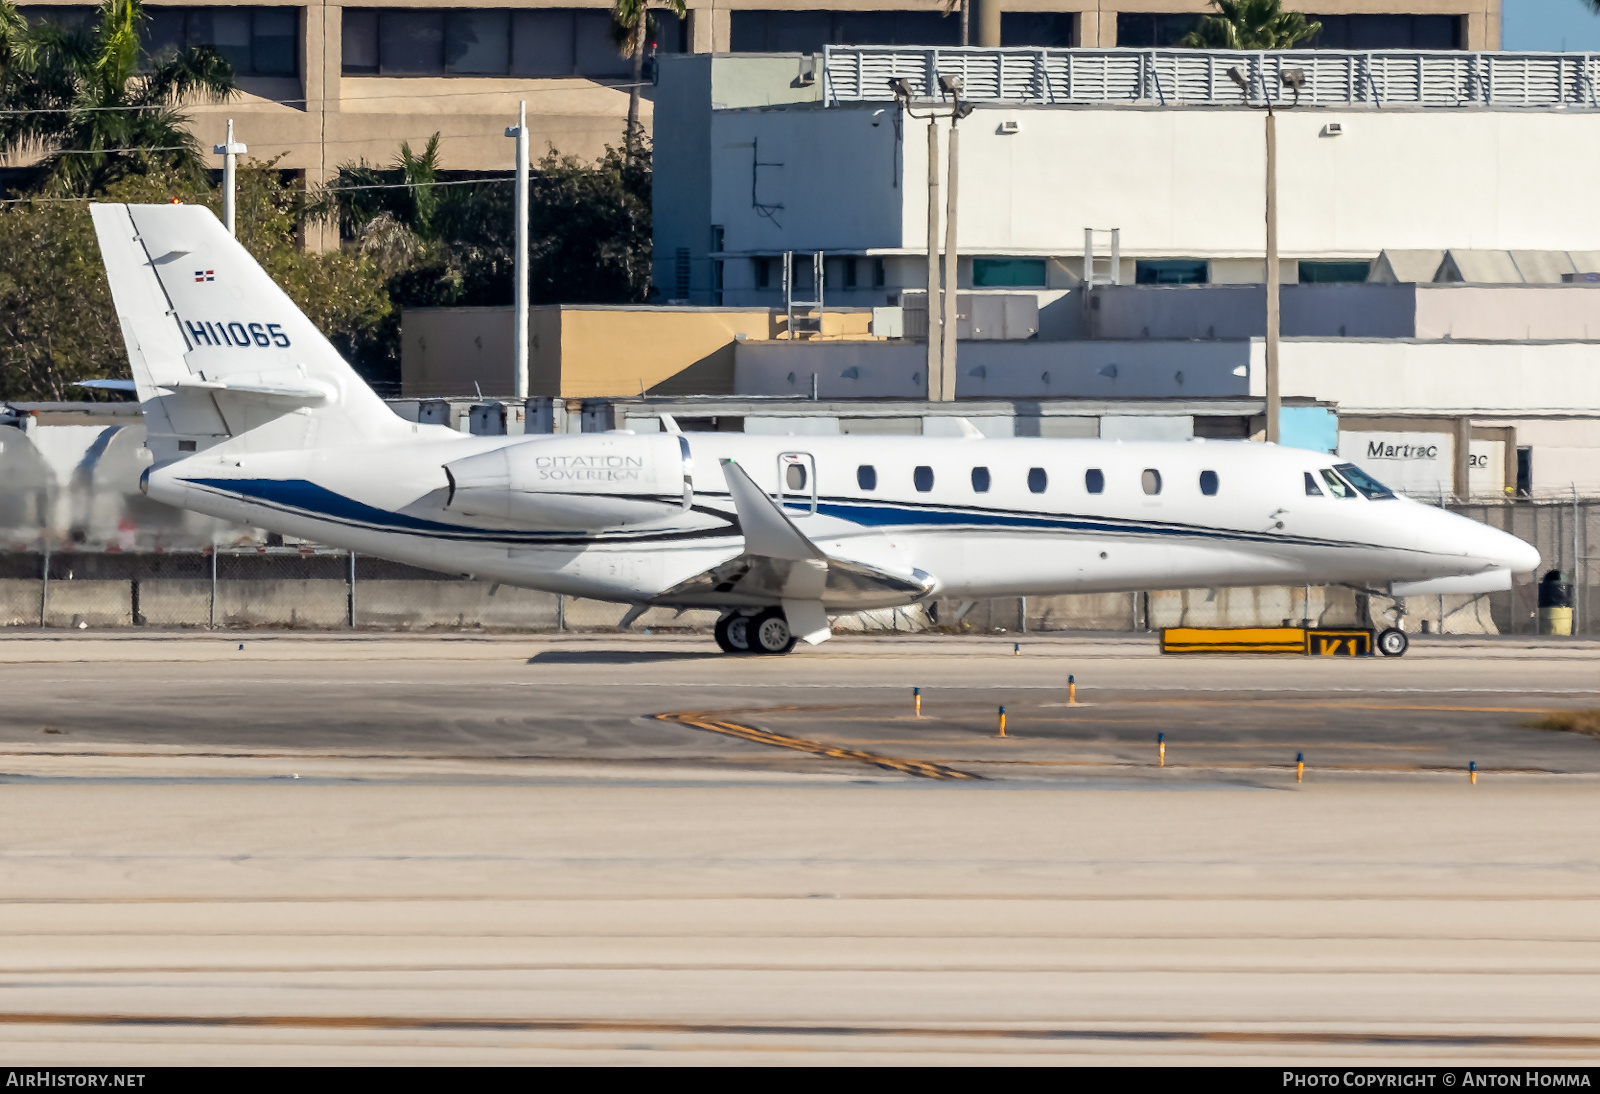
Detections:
777,451,817,516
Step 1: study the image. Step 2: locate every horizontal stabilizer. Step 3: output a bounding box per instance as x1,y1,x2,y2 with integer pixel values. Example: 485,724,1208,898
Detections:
171,379,331,406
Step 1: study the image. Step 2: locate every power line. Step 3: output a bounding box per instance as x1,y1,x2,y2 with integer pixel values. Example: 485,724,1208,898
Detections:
0,79,654,116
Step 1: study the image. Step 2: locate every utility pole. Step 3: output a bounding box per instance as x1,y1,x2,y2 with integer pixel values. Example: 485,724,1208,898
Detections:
921,118,942,398
891,78,973,403
505,101,530,399
1228,65,1302,445
939,76,966,404
1264,107,1279,443
213,119,247,237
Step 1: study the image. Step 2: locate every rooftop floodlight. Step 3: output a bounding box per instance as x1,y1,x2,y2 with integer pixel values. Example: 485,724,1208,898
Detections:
1226,66,1250,93
937,74,964,96
888,77,916,100
1280,67,1306,90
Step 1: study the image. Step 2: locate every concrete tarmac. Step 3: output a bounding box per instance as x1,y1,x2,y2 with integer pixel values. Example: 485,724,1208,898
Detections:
1,631,1598,1064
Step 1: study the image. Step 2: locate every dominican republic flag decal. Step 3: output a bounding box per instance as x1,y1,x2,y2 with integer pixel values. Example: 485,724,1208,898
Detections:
194,270,214,282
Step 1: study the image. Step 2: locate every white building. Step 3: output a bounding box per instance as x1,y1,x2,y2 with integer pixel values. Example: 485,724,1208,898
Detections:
654,46,1600,306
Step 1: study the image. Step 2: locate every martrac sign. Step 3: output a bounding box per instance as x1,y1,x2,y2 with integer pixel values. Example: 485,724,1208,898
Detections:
1336,433,1506,501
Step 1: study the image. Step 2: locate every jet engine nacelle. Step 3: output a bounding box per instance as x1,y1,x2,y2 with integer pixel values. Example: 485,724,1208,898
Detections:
443,433,690,529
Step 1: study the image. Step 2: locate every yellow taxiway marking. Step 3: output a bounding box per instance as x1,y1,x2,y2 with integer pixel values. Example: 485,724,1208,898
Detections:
654,710,980,781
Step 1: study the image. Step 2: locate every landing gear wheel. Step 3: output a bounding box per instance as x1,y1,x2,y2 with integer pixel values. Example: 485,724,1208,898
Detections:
714,613,753,654
1377,627,1409,657
750,608,798,655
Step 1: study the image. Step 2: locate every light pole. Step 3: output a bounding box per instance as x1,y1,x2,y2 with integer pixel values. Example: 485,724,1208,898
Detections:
504,101,530,400
213,119,247,238
891,77,973,403
1227,64,1303,445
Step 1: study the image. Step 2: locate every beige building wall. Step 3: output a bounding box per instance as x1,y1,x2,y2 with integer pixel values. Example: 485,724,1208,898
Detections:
402,304,876,399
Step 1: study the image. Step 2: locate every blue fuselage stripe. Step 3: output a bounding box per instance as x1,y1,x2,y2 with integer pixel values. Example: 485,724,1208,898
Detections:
184,477,1353,551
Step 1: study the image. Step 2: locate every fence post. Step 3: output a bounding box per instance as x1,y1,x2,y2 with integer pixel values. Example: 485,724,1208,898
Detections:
1573,487,1582,635
1017,596,1027,633
347,551,356,628
39,543,49,628
556,593,566,632
209,547,218,629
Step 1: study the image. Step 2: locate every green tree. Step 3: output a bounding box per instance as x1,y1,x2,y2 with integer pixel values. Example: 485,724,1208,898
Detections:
528,140,653,304
323,137,654,388
0,0,234,194
610,0,686,157
1180,0,1321,49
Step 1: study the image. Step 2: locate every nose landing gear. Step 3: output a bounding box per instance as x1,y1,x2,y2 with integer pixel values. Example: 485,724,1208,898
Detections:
713,608,798,655
1376,627,1409,657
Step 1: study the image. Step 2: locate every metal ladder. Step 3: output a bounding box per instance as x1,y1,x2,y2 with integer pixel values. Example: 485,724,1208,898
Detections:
1083,228,1122,286
783,250,824,339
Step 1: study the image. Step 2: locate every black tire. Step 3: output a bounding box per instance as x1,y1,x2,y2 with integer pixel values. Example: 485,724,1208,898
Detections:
750,608,798,655
1377,627,1409,657
715,613,753,654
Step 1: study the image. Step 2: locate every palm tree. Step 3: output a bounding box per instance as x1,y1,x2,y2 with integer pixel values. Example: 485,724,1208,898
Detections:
1180,0,1321,50
0,0,233,194
611,0,687,158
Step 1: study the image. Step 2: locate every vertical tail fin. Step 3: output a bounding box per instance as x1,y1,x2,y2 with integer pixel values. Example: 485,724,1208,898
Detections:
91,202,402,459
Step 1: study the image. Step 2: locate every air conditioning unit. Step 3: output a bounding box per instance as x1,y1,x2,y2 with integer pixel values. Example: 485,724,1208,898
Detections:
997,120,1020,135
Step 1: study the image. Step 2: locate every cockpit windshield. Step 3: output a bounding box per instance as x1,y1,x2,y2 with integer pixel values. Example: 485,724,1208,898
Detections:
1332,463,1396,500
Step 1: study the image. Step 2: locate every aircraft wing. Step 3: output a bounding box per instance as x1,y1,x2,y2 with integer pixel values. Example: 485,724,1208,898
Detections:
651,459,937,644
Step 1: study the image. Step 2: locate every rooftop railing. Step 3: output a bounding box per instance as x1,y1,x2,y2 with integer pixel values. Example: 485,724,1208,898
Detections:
822,46,1600,109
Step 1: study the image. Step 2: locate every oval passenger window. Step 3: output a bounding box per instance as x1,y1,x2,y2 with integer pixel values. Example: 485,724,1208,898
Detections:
1142,469,1162,495
785,464,807,490
1085,468,1105,494
914,466,934,492
857,465,876,490
1199,470,1219,496
971,467,991,492
1028,468,1047,494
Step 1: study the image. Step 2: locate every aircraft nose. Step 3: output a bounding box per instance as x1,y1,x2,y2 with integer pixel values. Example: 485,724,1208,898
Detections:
1460,516,1541,574
1500,530,1542,574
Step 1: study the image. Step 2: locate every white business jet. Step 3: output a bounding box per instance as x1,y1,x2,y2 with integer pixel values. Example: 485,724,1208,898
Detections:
91,203,1539,657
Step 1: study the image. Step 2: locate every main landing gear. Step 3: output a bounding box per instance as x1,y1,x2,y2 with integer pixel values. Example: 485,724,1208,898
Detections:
714,608,798,655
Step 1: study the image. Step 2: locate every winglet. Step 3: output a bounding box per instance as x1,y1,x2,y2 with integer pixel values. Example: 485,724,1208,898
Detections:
719,459,826,562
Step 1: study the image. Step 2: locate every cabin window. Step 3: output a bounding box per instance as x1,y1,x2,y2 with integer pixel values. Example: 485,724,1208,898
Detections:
1085,468,1104,494
1333,463,1397,500
785,463,808,490
1199,470,1219,496
1304,471,1324,496
971,467,991,493
1319,468,1355,499
1027,467,1047,494
857,464,876,490
914,465,934,492
1141,469,1162,495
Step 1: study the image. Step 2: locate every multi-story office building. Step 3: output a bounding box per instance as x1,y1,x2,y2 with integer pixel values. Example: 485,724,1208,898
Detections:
17,2,1499,222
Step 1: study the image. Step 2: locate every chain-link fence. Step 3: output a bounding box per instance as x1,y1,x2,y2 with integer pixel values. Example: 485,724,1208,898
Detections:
4,499,1593,635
